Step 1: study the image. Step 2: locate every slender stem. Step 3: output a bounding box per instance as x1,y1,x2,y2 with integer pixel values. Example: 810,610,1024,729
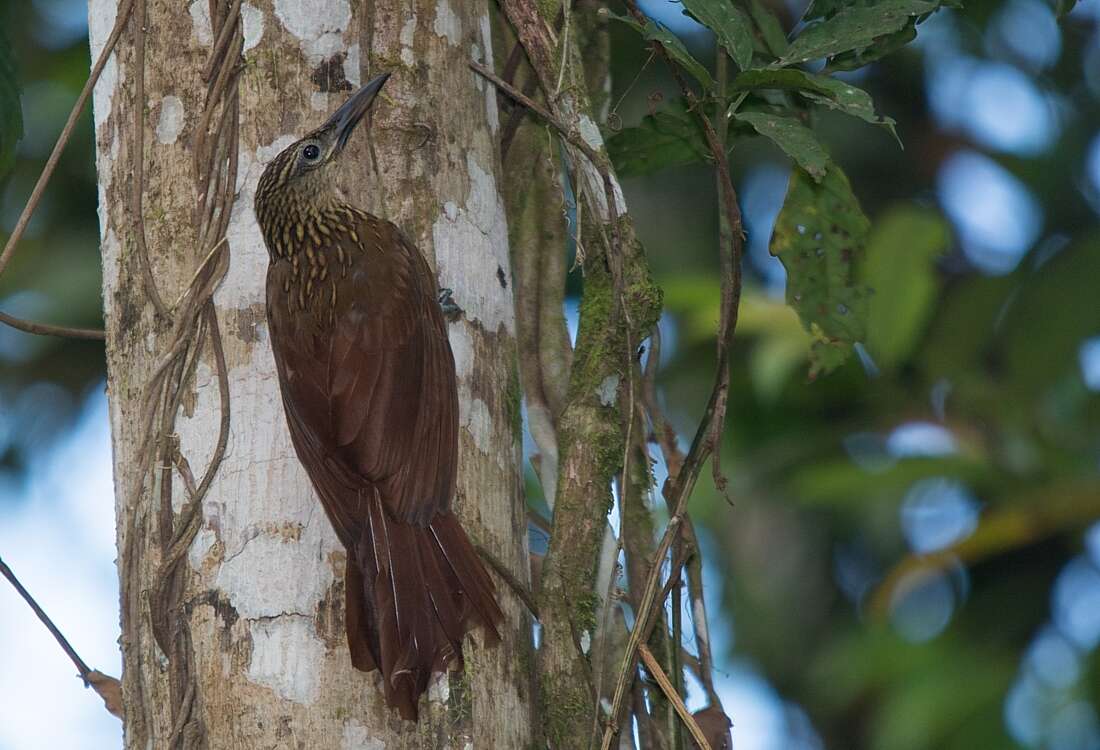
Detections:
671,570,684,750
638,644,713,750
0,555,93,680
470,61,605,171
0,311,105,340
476,543,540,619
715,52,731,272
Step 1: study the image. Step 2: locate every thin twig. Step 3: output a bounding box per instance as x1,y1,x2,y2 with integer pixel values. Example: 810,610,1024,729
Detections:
0,555,92,680
606,50,656,132
0,0,136,282
638,644,713,750
470,61,603,169
0,311,105,340
671,566,684,750
476,543,540,620
685,544,721,707
471,58,623,262
498,7,566,161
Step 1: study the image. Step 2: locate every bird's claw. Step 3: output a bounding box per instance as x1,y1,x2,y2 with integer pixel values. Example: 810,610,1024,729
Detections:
437,287,463,322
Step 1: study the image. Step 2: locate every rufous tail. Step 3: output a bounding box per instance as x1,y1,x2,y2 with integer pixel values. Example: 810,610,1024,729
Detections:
344,502,503,720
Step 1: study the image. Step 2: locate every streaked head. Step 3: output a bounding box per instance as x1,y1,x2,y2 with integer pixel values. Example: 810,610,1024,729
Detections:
256,72,390,203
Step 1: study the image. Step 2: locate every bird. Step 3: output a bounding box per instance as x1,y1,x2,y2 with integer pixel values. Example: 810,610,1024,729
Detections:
253,72,503,721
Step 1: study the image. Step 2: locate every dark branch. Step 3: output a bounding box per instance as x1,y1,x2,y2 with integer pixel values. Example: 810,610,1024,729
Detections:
0,311,106,340
476,543,541,620
0,555,93,679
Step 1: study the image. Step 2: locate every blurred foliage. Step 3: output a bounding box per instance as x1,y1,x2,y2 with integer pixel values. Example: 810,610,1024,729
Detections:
0,23,23,179
607,0,1100,746
0,3,104,481
862,205,950,368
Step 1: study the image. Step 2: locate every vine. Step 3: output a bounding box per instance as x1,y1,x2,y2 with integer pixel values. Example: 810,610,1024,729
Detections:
120,1,242,745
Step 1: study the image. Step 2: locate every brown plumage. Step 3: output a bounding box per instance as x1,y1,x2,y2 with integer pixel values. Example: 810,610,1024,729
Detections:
253,73,503,720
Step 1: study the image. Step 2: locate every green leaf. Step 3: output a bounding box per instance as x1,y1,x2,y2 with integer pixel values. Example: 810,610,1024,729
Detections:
608,13,714,90
781,0,940,65
1001,232,1100,396
769,164,871,377
0,25,23,179
802,0,860,20
861,205,950,368
746,0,790,58
679,0,756,71
825,20,918,71
733,68,898,141
607,104,711,177
733,111,831,181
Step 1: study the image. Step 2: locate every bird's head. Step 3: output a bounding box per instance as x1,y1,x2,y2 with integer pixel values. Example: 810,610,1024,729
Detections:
256,72,390,206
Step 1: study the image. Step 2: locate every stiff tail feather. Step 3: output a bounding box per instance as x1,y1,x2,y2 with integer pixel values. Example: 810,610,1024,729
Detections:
345,501,503,720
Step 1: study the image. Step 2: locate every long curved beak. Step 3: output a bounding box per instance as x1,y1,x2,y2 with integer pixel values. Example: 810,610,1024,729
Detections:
325,72,391,155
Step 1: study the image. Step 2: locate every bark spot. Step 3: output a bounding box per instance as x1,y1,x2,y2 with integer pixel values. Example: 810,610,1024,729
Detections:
155,95,185,144
314,577,345,651
190,589,241,651
231,303,267,343
112,286,141,343
497,264,507,289
311,53,352,92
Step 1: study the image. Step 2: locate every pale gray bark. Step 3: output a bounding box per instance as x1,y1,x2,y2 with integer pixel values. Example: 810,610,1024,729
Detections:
91,0,531,747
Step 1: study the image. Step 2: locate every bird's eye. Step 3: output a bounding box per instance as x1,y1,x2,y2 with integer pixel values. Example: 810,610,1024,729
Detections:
302,144,321,161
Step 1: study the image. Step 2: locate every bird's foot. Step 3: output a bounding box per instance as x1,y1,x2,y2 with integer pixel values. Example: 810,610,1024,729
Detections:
437,288,463,322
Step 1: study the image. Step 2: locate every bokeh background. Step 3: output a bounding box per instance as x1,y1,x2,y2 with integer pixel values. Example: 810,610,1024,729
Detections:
2,0,1099,747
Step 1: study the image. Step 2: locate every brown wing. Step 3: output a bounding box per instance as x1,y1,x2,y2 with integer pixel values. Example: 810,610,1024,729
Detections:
266,215,458,534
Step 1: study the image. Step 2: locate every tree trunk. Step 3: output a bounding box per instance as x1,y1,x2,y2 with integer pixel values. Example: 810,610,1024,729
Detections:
91,0,532,747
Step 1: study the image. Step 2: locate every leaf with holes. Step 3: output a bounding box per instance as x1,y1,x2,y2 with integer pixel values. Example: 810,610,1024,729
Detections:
734,111,831,182
679,0,755,71
0,26,22,179
607,105,711,177
770,164,871,377
608,13,714,90
781,0,939,65
733,69,898,142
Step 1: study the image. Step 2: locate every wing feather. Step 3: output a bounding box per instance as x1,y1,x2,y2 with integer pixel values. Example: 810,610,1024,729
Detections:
267,216,457,528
